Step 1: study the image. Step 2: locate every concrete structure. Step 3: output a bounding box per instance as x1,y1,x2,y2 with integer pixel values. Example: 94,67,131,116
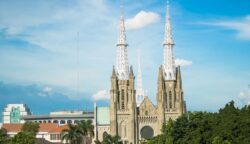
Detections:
22,111,94,126
94,106,110,142
2,104,31,124
95,1,186,143
2,123,68,143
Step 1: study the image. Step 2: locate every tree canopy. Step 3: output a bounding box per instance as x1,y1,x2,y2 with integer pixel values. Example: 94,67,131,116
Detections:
145,101,250,144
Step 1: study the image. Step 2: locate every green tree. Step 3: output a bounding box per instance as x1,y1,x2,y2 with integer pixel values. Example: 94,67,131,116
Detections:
165,119,174,144
0,128,9,144
102,134,122,144
61,124,84,144
212,136,231,144
10,132,36,144
144,101,250,144
77,120,94,144
21,121,39,136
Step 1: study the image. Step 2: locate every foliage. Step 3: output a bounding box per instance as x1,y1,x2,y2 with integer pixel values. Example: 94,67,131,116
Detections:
10,132,36,144
61,124,84,144
61,120,94,144
77,120,95,144
21,121,39,136
0,128,10,144
145,101,250,144
95,134,122,144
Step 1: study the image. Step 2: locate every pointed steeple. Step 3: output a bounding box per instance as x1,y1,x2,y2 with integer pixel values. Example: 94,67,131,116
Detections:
158,65,164,89
129,66,134,77
112,66,117,78
162,0,176,80
176,66,182,89
116,4,129,80
136,52,144,106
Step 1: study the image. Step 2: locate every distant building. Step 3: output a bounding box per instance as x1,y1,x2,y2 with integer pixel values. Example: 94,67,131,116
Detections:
3,104,31,124
22,110,94,126
2,123,68,143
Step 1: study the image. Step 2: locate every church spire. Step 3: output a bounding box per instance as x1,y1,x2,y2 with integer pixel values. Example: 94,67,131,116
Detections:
116,4,129,80
163,0,176,80
136,52,144,106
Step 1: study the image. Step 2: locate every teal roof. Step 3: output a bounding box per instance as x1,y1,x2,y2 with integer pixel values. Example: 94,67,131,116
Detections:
97,107,110,125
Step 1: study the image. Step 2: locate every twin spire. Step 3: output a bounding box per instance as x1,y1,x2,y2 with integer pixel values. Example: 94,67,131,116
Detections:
115,0,176,81
163,0,176,80
115,5,129,80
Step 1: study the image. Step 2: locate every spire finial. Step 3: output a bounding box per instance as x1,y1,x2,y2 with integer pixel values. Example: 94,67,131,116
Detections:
120,0,124,18
163,0,174,45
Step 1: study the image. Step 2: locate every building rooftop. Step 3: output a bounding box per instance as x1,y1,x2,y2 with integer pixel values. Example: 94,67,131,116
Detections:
2,123,68,133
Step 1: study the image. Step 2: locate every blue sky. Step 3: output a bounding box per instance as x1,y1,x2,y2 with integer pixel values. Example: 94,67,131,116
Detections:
0,0,250,119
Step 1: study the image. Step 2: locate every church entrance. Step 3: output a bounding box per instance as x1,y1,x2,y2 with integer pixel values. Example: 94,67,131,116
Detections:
140,126,154,140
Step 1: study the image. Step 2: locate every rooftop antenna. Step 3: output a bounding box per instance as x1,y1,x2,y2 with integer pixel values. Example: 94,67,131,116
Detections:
120,0,124,17
76,32,80,99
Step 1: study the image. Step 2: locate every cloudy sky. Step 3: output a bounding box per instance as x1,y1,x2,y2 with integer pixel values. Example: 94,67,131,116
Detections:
0,0,250,118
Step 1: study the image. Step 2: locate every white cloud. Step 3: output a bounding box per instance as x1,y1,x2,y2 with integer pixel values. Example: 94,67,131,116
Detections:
175,59,192,67
93,90,110,101
237,91,250,106
38,85,53,96
126,11,160,30
43,86,52,93
199,15,250,40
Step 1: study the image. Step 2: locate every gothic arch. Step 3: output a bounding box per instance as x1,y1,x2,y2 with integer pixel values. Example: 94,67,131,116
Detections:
119,120,127,139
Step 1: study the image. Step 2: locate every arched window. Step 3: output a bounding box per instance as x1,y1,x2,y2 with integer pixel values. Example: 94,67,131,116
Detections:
145,110,148,116
60,120,65,124
53,120,58,124
67,120,72,124
121,90,125,109
103,131,108,140
169,91,172,109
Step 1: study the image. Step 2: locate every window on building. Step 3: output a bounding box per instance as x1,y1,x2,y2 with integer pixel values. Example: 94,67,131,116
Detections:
145,111,148,116
121,90,125,109
103,131,108,140
10,107,20,123
60,120,65,124
50,134,61,140
53,120,58,124
169,91,172,109
67,120,72,124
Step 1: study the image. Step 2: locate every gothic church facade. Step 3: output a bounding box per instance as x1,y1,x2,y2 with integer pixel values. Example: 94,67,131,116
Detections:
94,1,186,144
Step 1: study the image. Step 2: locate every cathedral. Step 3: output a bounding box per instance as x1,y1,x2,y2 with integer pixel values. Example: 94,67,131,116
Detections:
94,1,186,144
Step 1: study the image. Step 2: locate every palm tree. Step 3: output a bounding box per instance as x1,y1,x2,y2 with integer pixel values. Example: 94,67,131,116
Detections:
77,120,94,144
102,134,122,144
61,124,84,144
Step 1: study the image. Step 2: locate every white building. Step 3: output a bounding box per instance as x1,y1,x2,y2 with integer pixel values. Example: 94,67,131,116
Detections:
3,104,31,124
22,110,94,126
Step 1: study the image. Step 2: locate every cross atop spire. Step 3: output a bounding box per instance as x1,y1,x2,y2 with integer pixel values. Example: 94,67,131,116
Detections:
162,0,176,80
116,2,129,80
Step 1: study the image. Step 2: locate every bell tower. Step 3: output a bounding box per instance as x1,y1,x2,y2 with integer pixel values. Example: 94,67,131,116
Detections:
157,0,186,128
109,4,137,144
